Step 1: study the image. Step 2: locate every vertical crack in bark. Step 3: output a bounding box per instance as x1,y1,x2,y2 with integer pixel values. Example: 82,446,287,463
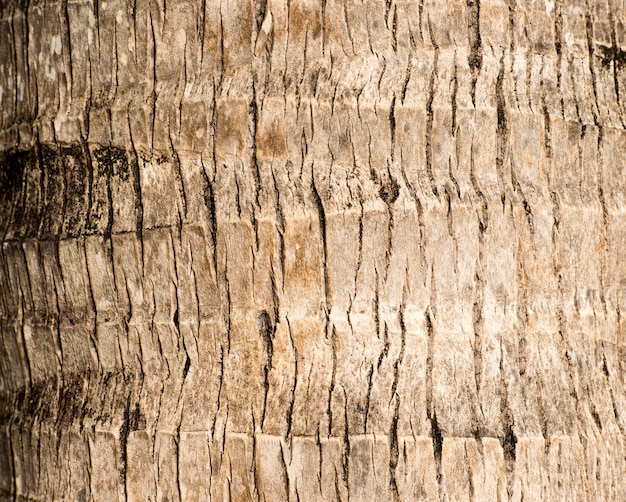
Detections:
327,325,337,437
606,0,626,127
82,241,101,370
500,345,517,498
342,0,355,55
126,120,143,255
211,346,225,441
172,240,190,437
425,24,439,196
585,6,601,126
254,0,268,34
250,83,262,213
285,317,297,441
174,421,183,502
389,393,400,500
61,0,73,104
340,386,350,494
148,10,158,151
377,319,390,372
352,200,364,302
119,397,140,498
465,441,476,502
417,0,424,44
315,425,323,495
223,256,232,354
470,136,487,427
49,242,65,404
7,426,17,499
472,269,483,396
256,310,274,430
601,343,626,434
399,162,426,267
250,412,260,502
187,242,201,353
310,163,329,315
391,4,398,54
425,304,435,424
542,78,576,421
567,55,582,124
369,265,380,363
234,176,242,220
507,0,516,52
467,0,482,107
271,168,286,291
200,155,219,279
515,227,529,380
553,0,565,118
168,136,187,225
13,246,34,390
111,20,120,119
217,6,225,91
320,0,327,55
380,170,398,279
7,8,18,125
389,287,406,500
400,60,412,105
390,280,407,401
311,162,333,437
389,95,396,163
451,53,459,141
495,54,509,198
279,438,291,500
595,127,608,318
363,363,373,435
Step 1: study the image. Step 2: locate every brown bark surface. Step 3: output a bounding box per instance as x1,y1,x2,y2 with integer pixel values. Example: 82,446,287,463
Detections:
1,0,626,500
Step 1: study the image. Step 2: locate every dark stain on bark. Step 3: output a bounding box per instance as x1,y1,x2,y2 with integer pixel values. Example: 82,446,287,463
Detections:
379,175,400,204
40,145,65,239
93,146,130,180
501,409,517,497
431,411,444,493
56,375,88,444
60,144,89,237
591,403,602,431
10,379,55,426
502,416,517,461
467,0,482,71
597,44,626,70
93,145,144,232
0,149,27,238
370,168,400,204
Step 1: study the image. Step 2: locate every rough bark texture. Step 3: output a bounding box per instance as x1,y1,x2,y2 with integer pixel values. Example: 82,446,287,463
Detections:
1,0,626,500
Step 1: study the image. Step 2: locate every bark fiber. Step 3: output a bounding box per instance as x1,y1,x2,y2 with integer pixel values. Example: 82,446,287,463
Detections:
1,0,626,500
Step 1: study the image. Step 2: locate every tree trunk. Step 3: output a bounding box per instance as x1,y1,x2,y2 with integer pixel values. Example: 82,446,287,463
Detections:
1,0,626,500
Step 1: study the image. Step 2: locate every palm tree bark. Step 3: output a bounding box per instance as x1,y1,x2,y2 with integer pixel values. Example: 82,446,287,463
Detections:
1,0,626,500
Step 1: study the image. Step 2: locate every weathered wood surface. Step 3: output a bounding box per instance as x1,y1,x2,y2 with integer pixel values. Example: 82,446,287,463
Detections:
1,0,626,500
